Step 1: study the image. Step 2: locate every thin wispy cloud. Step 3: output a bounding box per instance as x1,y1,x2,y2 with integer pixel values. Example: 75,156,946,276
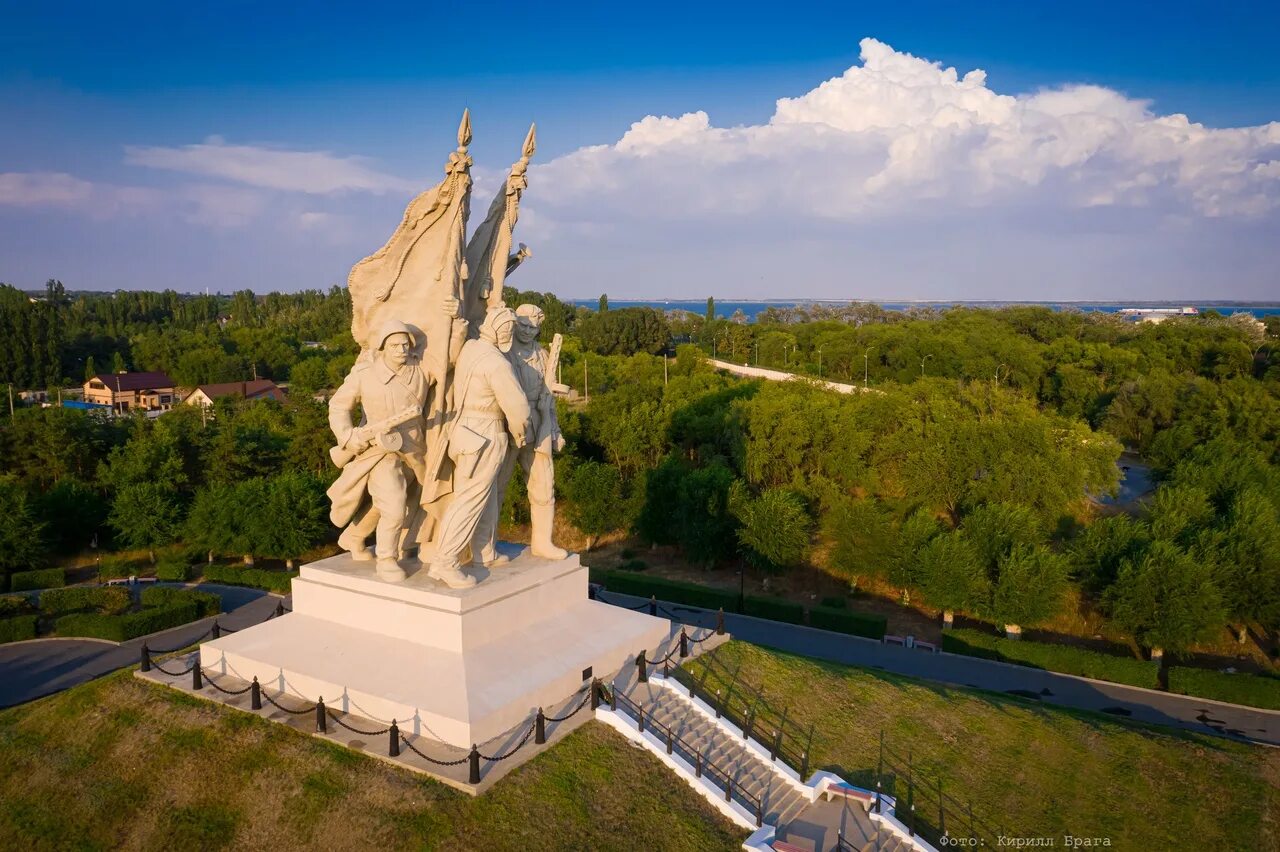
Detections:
124,136,414,195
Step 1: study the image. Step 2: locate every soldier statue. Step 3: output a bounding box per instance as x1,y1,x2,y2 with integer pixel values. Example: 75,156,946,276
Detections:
474,303,567,564
426,307,531,589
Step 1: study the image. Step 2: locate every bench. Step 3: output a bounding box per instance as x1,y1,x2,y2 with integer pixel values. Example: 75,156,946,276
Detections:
822,782,876,812
770,842,811,852
883,634,905,646
914,640,938,653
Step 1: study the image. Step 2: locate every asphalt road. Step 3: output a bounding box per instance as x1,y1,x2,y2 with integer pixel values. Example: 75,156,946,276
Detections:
596,590,1280,748
0,584,287,708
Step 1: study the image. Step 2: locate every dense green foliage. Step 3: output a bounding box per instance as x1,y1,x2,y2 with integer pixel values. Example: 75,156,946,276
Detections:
742,595,805,624
202,564,296,594
140,587,221,618
942,629,1160,688
589,568,741,612
1167,666,1280,711
56,602,200,642
0,615,37,644
806,606,888,640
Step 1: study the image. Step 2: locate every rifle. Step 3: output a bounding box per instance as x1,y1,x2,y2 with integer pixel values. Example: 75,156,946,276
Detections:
329,406,421,469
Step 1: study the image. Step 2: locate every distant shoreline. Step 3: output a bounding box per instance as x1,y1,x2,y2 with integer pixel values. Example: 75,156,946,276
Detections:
573,299,1280,319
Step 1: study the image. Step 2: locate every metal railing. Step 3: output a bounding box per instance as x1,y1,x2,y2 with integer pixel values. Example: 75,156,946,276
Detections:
601,681,764,827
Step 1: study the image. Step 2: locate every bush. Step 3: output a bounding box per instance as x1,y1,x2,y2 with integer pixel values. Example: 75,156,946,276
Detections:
10,568,66,592
819,596,847,610
0,614,38,644
97,557,138,581
589,568,741,612
1168,667,1280,711
39,586,131,616
202,564,295,594
56,602,199,642
942,629,1159,689
808,605,888,640
619,559,649,572
743,595,805,625
155,559,191,582
0,595,33,618
141,587,220,618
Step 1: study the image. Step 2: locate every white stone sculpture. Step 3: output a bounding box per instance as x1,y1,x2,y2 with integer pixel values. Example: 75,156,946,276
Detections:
474,303,567,564
426,307,531,588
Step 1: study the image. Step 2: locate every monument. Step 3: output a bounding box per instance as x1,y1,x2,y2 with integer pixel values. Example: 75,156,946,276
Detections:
197,113,669,756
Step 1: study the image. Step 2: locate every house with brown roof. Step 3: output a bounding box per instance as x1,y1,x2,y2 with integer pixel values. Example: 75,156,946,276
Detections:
182,378,286,408
82,371,177,414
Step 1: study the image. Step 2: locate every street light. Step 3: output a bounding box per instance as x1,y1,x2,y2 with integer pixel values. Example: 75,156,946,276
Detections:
818,347,824,378
864,345,877,389
994,363,1009,385
920,354,933,379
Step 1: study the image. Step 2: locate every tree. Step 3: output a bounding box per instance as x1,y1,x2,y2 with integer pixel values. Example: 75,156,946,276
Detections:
823,497,897,588
34,477,107,553
287,356,330,396
261,472,328,568
914,533,988,619
1106,541,1225,655
0,476,47,576
988,545,1070,630
1070,514,1148,595
576,308,671,356
184,483,238,562
598,293,609,313
108,482,182,562
563,461,623,550
732,484,811,571
705,297,715,323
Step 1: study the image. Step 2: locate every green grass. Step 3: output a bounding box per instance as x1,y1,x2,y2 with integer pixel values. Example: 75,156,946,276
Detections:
0,671,743,851
1168,666,1280,711
942,628,1160,689
684,641,1278,851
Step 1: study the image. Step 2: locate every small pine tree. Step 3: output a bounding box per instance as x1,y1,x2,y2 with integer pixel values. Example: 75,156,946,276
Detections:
598,293,609,313
705,297,715,322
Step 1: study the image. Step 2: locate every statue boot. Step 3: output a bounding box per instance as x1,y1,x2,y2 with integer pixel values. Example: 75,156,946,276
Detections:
429,561,477,590
376,557,406,583
338,527,374,562
529,502,567,560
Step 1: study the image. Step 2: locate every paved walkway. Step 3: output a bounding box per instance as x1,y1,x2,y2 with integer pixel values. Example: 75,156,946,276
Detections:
0,584,286,708
598,591,1280,747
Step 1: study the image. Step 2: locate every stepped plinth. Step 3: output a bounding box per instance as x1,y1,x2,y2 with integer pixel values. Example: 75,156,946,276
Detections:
199,543,669,748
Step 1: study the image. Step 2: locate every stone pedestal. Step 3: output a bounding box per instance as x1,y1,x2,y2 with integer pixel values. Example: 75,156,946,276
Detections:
199,543,669,748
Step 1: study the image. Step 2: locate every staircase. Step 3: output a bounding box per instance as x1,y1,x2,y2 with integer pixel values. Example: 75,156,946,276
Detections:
618,674,919,852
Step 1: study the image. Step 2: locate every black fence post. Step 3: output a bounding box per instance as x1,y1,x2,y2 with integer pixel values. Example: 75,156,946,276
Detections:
770,729,781,762
140,644,151,672
636,651,648,683
588,584,597,601
468,744,481,785
716,608,725,635
649,595,657,616
695,750,703,777
316,698,327,734
743,707,754,741
591,679,600,711
638,703,646,734
801,749,809,780
389,720,400,757
875,777,883,814
211,621,220,640
191,662,203,690
714,689,722,719
250,677,262,710
275,601,285,618
755,801,762,828
535,708,546,745
609,684,617,712
680,631,689,658
725,777,733,803
665,726,673,755
939,778,946,840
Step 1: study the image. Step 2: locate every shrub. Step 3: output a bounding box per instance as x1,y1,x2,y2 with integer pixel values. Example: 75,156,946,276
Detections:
155,559,191,582
10,568,66,592
141,587,220,618
39,586,131,616
589,568,741,612
57,601,199,642
808,606,888,640
941,629,1159,689
0,614,38,644
819,596,847,610
97,557,137,581
0,595,33,618
619,559,649,572
202,564,295,594
1168,667,1280,711
743,595,805,625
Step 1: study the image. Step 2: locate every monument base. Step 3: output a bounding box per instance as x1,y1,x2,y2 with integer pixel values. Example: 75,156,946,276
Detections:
199,544,670,749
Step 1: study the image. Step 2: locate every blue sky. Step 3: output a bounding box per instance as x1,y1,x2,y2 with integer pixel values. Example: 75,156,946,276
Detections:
2,2,1278,299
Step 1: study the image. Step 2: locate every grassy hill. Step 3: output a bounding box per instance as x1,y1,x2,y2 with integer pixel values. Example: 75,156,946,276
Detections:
0,671,743,851
687,642,1278,851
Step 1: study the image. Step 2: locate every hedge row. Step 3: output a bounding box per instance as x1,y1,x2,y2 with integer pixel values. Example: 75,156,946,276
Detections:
589,568,887,639
202,564,295,594
743,595,805,625
97,558,136,581
0,595,33,618
1168,666,1280,711
0,615,38,644
156,560,191,582
141,587,221,618
590,568,741,612
942,629,1160,689
10,568,66,592
40,587,131,616
56,601,200,642
809,605,889,640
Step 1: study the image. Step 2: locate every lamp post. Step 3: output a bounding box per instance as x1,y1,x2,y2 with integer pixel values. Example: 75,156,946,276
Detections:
994,363,1009,385
920,354,933,379
818,347,824,378
864,345,876,389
